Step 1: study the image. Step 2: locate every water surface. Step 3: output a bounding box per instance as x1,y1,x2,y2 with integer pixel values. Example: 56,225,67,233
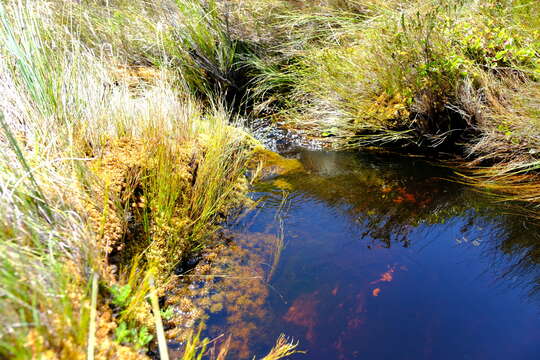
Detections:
201,150,540,359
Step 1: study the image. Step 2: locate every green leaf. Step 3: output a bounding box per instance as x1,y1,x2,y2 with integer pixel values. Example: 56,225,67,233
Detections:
160,307,174,320
114,322,132,344
135,326,154,349
110,284,132,308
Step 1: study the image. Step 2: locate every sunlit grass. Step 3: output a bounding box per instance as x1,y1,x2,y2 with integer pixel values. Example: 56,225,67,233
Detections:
458,161,540,207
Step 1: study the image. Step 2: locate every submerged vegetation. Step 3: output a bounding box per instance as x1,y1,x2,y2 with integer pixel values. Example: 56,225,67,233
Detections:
0,0,539,358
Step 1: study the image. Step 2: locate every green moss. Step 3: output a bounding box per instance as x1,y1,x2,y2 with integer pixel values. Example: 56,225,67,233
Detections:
251,146,304,178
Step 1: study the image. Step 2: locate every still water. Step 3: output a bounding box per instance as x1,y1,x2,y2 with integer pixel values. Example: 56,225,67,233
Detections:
199,150,540,360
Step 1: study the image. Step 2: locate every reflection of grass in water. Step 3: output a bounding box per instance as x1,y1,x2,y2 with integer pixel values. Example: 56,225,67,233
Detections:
262,151,540,298
270,167,467,246
180,329,300,360
268,191,290,283
262,149,538,263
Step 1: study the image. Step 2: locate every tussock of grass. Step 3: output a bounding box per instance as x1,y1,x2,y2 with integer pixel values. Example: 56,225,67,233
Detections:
233,0,539,143
166,0,240,95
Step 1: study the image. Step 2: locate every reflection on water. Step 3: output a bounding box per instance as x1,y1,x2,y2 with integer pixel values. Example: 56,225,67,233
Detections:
194,151,540,359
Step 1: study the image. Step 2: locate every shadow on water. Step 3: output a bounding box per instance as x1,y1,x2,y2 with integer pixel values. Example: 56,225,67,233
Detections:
191,150,540,359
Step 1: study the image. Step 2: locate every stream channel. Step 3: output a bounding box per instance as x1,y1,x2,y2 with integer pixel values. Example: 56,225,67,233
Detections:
187,149,540,360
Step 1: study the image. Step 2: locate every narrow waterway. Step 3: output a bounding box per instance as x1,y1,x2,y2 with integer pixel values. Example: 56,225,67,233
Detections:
198,150,540,359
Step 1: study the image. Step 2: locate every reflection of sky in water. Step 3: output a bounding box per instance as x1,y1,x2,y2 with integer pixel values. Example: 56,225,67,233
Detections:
205,151,540,360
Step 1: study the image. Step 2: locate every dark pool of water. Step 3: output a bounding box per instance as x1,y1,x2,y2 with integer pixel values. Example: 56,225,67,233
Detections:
203,150,540,360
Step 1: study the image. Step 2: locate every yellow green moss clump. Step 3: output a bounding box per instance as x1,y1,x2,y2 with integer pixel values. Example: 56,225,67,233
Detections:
251,146,305,179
